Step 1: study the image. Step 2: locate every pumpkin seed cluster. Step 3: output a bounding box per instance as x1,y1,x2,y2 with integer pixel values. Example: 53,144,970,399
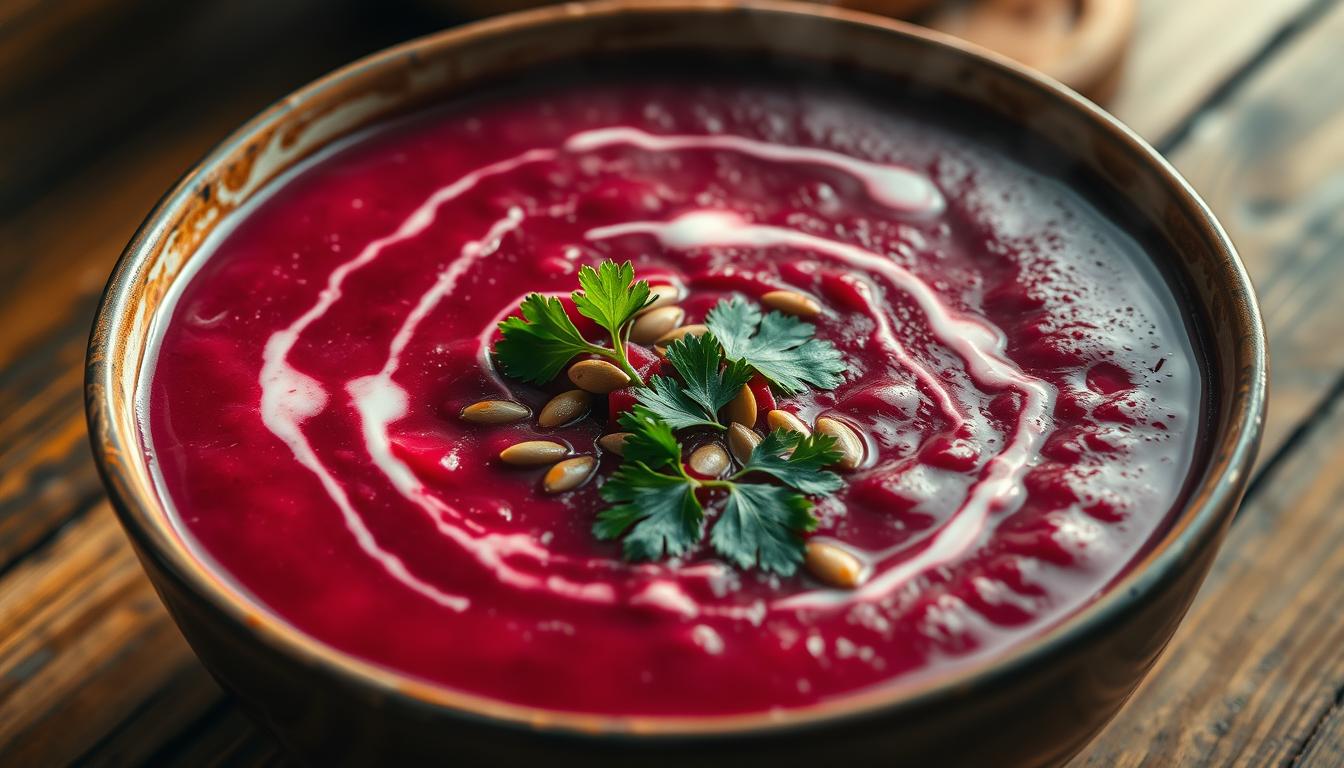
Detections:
463,260,870,582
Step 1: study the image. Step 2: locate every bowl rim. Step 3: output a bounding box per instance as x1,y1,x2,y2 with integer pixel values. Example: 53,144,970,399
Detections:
86,0,1267,741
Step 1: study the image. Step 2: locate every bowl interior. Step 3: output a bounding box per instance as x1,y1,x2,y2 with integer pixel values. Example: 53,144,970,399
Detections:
87,0,1265,737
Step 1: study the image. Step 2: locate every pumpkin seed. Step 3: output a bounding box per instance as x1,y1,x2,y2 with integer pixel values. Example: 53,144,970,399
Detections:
568,359,630,394
543,456,597,493
640,284,682,313
766,409,811,437
598,432,631,456
722,384,757,427
630,305,686,345
815,416,865,470
499,440,569,466
654,323,708,347
727,422,762,465
762,289,822,318
460,399,530,425
689,444,730,477
538,390,591,428
804,541,864,589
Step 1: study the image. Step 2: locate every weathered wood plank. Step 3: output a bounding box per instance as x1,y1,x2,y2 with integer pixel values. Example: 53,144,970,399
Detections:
0,90,272,373
0,0,355,215
69,661,226,767
1069,8,1344,760
1295,700,1344,766
148,707,284,768
1169,1,1344,459
0,120,250,577
0,0,419,577
0,357,100,569
0,6,425,763
1071,392,1344,765
1107,0,1327,142
0,504,212,767
0,5,437,760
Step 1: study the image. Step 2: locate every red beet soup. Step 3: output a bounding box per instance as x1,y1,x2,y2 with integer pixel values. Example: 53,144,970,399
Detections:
145,67,1203,716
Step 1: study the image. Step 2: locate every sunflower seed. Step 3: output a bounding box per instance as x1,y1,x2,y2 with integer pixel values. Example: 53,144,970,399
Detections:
543,456,598,493
630,305,686,345
640,284,682,313
762,290,822,318
460,400,531,424
538,390,591,428
568,359,630,394
804,541,864,589
499,440,569,466
689,444,730,477
598,432,631,456
722,384,757,427
766,409,811,437
727,422,762,465
654,323,708,347
815,416,865,470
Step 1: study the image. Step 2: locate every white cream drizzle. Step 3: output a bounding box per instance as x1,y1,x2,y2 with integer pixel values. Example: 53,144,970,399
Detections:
841,275,964,428
565,127,945,214
259,150,555,610
345,208,618,604
255,126,1047,619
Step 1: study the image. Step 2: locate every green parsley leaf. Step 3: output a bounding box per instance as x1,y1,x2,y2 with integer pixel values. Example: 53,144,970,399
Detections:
737,430,845,495
710,483,816,575
596,462,703,561
573,261,652,339
494,293,595,384
663,332,753,420
706,296,846,394
633,375,724,431
617,406,681,470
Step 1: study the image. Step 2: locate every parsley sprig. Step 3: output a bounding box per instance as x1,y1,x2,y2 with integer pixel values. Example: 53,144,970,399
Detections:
596,407,843,576
495,261,652,385
490,260,854,575
707,296,846,394
634,332,753,430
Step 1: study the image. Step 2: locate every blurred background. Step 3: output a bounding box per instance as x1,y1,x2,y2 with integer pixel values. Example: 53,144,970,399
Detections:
4,0,451,216
3,0,1141,404
2,0,1143,344
3,0,1132,218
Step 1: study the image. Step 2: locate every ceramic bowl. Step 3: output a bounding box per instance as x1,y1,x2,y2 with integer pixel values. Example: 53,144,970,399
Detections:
86,2,1266,765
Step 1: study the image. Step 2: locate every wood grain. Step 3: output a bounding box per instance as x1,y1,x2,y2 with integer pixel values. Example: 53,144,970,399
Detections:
0,104,267,576
1070,393,1344,765
0,504,207,766
0,0,365,215
1069,4,1344,762
0,0,1342,764
1169,1,1344,460
1106,0,1325,142
1297,703,1344,767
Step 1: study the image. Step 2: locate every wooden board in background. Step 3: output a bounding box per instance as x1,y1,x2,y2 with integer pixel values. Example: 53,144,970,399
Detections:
1069,6,1344,760
1170,2,1344,458
1107,0,1326,143
1071,392,1344,765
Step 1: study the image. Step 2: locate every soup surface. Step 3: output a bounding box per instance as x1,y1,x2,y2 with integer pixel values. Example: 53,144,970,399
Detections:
146,72,1202,716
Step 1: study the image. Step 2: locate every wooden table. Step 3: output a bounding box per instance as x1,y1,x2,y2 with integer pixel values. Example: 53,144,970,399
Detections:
3,1,1343,764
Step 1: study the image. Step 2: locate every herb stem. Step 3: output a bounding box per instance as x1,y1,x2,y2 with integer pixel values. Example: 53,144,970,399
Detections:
607,323,645,387
594,339,644,386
